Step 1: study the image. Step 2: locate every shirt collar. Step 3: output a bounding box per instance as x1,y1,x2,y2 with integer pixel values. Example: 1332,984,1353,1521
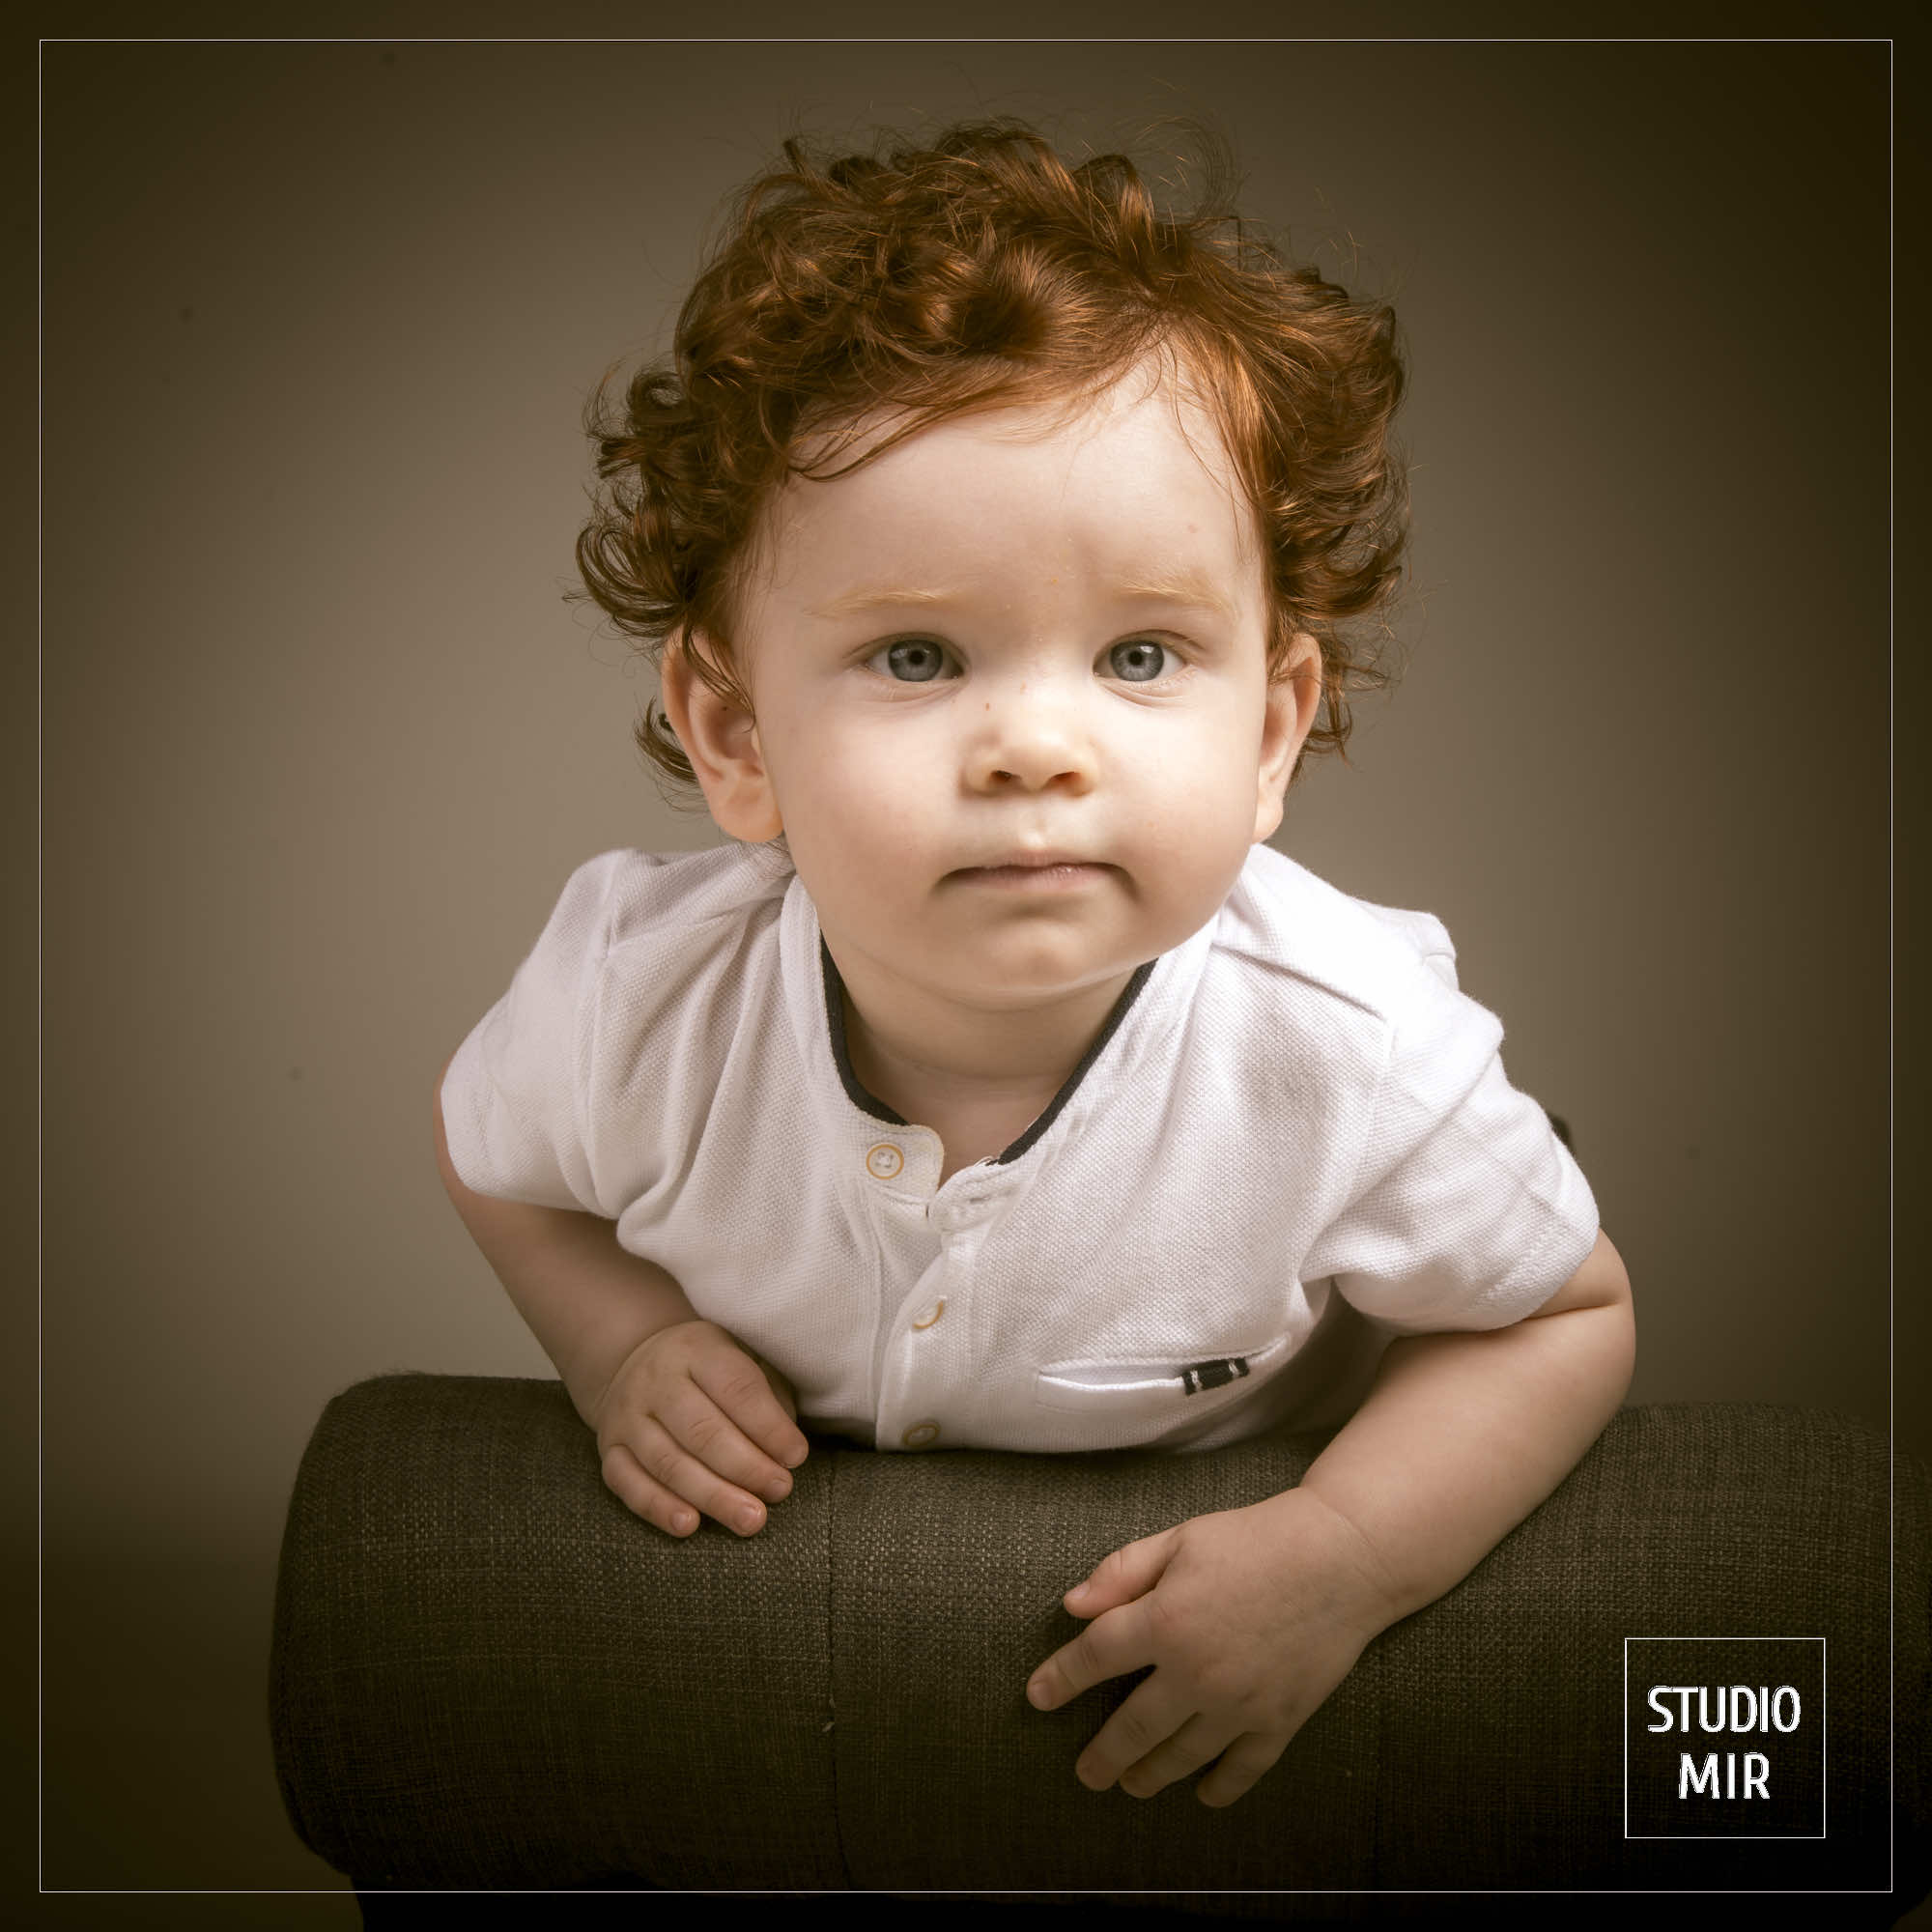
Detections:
779,868,1219,1170
817,936,1155,1163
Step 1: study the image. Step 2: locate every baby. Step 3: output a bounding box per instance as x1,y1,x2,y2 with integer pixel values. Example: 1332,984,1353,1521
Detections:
434,117,1634,1810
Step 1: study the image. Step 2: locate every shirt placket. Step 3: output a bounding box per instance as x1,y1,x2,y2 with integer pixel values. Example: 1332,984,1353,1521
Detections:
871,1174,1002,1450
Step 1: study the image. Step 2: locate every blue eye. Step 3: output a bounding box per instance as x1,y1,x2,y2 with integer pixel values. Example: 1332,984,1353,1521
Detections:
867,637,1179,684
1108,639,1175,683
875,639,948,682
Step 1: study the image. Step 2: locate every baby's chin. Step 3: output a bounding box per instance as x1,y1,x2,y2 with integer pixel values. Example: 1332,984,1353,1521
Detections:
825,907,1111,992
921,921,1170,1004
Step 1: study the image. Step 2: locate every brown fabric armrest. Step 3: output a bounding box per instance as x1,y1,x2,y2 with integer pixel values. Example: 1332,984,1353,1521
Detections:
270,1376,1927,1909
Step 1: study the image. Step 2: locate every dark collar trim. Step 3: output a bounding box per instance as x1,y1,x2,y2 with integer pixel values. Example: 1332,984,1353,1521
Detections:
821,938,908,1127
818,938,1157,1161
992,958,1155,1163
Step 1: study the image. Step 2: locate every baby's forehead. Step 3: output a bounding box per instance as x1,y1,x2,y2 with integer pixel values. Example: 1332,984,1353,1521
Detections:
768,363,1256,558
733,454,1266,657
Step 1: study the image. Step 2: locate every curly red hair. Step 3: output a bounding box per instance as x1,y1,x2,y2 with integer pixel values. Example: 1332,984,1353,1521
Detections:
572,115,1408,805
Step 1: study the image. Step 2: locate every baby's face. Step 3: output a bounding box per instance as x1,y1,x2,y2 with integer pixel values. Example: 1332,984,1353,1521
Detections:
713,357,1316,1018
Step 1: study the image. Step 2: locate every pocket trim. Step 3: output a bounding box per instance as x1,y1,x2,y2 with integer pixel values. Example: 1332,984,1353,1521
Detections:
1033,1334,1290,1414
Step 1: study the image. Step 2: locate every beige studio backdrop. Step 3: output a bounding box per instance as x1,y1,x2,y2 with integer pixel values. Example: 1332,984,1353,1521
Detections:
39,34,1892,1903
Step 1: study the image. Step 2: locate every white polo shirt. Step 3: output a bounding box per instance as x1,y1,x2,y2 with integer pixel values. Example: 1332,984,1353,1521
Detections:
440,841,1600,1454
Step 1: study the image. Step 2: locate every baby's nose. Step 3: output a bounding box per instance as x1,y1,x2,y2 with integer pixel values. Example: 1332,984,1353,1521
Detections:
974,744,1094,794
968,682,1097,793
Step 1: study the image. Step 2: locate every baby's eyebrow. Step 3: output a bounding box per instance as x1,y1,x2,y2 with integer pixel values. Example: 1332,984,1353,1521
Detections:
810,583,960,619
810,569,1236,625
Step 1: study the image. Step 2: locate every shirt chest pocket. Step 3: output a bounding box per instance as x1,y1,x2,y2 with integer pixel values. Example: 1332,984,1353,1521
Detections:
1033,1332,1293,1424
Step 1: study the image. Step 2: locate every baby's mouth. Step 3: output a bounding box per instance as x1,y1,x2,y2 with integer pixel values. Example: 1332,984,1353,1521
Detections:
952,860,1111,890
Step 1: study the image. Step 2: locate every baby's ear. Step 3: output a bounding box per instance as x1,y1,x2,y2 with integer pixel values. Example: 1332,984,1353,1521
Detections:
660,627,784,843
1253,636,1323,841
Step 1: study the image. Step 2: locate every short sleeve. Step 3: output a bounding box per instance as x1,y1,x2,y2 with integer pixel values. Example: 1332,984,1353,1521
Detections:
438,851,627,1214
1304,956,1601,1334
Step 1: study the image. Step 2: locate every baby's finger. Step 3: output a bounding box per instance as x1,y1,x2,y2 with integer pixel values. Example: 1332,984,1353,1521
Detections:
620,1413,781,1537
1065,1528,1176,1618
692,1349,810,1482
657,1380,799,1512
745,1348,801,1424
1071,1667,1196,1794
1030,1595,1156,1711
599,1439,706,1539
1196,1729,1293,1808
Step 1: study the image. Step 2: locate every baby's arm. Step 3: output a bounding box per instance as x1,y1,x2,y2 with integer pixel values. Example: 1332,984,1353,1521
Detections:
434,1057,808,1537
1027,1231,1634,1804
1291,1228,1634,1623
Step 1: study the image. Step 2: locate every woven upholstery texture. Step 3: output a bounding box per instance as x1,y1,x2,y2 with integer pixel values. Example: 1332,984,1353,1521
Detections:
271,1376,1927,1910
271,1372,843,1889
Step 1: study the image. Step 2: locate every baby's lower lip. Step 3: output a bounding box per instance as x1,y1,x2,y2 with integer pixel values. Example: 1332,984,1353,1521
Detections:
958,863,1108,889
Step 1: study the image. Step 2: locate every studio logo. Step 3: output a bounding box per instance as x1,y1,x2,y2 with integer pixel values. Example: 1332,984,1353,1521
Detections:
1624,1637,1825,1838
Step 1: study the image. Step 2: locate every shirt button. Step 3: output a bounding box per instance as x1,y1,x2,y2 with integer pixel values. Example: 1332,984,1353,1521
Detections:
901,1420,941,1449
911,1298,946,1330
865,1142,904,1180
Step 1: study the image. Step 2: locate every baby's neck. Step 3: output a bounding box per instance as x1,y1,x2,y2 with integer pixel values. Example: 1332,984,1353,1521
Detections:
835,966,1135,1128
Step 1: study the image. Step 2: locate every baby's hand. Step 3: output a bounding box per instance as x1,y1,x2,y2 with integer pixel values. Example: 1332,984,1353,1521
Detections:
591,1320,809,1539
1025,1489,1396,1807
